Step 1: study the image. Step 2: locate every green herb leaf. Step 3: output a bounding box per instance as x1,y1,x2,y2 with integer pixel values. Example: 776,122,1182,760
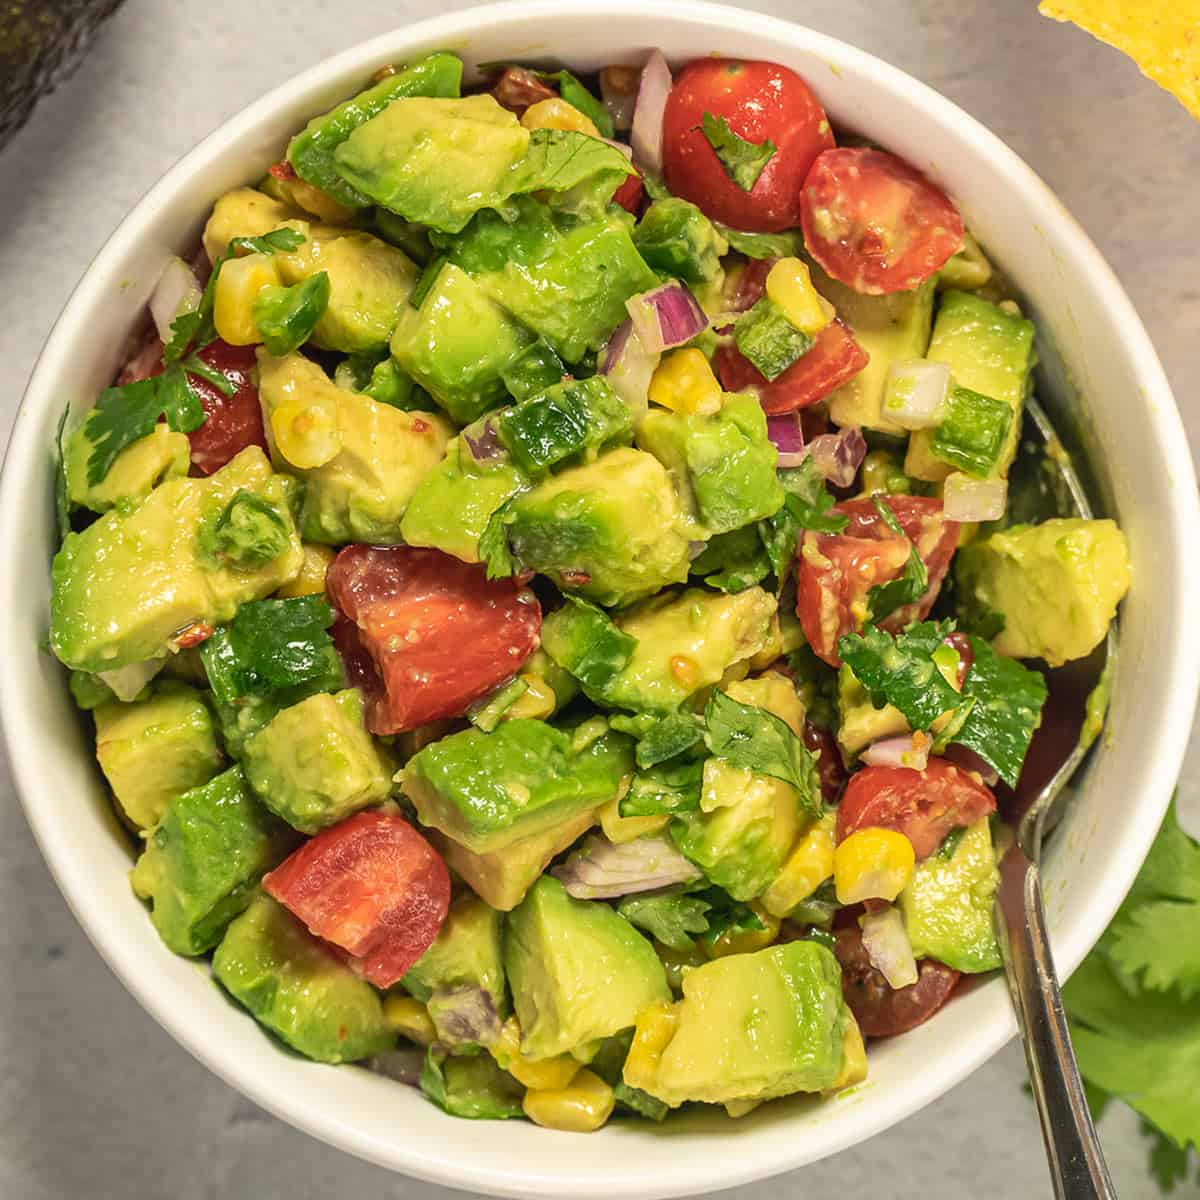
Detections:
697,887,766,950
1143,1123,1193,1192
620,758,705,817
478,502,521,580
617,890,711,951
610,710,705,768
690,526,771,593
715,224,804,259
866,495,928,623
700,112,776,191
703,690,821,816
511,128,635,196
757,457,847,588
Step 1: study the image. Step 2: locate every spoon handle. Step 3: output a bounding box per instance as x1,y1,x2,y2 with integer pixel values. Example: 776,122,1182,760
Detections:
995,848,1118,1200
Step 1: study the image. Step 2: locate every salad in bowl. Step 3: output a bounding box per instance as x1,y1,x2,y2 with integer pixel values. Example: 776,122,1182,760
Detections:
48,44,1131,1133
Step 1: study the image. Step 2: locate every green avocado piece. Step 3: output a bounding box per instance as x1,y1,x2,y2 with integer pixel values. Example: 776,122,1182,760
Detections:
506,447,692,607
403,719,633,854
130,767,298,956
836,663,909,760
635,393,784,537
899,818,1002,973
64,422,190,514
431,195,560,276
420,1049,525,1119
905,290,1034,482
391,262,535,425
257,351,450,545
50,447,303,674
634,941,848,1106
954,518,1129,667
94,681,224,831
287,52,464,209
633,197,727,285
477,215,659,364
242,689,391,834
505,876,671,1060
334,95,532,234
817,262,935,436
213,892,394,1063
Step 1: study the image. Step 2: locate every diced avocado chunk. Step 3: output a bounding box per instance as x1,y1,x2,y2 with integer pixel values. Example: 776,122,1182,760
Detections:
403,719,632,854
817,261,935,435
836,663,909,759
94,681,223,831
496,376,633,477
499,339,566,403
670,674,811,901
429,811,597,912
213,892,394,1063
433,197,559,276
334,95,532,234
629,942,849,1106
421,1049,525,1119
899,818,1001,973
242,689,390,834
130,767,297,956
635,393,784,536
258,351,450,544
400,439,527,564
544,586,777,714
506,447,692,606
954,518,1129,666
391,262,535,424
287,52,464,209
64,423,190,514
937,232,992,291
50,447,303,673
633,198,727,285
905,291,1034,482
505,876,671,1060
477,215,659,363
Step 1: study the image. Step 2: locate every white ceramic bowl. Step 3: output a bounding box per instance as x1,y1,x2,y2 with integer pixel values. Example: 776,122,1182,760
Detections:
4,3,1198,1196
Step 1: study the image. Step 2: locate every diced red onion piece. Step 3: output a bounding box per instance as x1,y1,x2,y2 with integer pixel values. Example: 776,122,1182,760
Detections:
630,49,672,175
149,256,202,344
805,426,867,488
625,281,708,355
601,65,640,132
943,473,1008,522
428,984,502,1047
462,416,505,464
882,358,951,430
861,732,931,772
861,906,919,989
767,413,806,466
600,319,660,419
369,1048,425,1086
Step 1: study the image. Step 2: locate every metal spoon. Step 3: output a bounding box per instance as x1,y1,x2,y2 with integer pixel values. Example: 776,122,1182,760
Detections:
990,395,1118,1199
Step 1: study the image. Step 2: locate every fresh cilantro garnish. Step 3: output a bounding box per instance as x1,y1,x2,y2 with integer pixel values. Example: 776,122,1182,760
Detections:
690,526,771,593
478,502,521,580
619,758,704,816
865,495,928,623
511,129,635,197
757,457,848,588
715,225,804,259
695,887,767,952
703,689,822,816
700,112,776,191
610,710,704,769
617,890,712,952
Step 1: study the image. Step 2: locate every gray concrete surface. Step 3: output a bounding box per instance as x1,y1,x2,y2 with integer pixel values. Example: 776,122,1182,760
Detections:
1,1,1197,1197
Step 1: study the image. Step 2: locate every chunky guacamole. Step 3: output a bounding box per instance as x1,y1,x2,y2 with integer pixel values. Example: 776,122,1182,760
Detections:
51,49,1131,1132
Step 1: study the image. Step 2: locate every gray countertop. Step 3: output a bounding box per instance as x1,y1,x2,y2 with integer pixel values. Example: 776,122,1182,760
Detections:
1,2,1197,1197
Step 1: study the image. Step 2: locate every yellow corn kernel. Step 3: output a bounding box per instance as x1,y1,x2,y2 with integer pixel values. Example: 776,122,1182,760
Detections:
655,942,706,991
623,1002,679,1094
599,793,670,845
765,257,835,335
504,673,557,721
523,1068,615,1133
521,97,601,137
213,252,283,345
276,542,335,598
702,904,781,960
488,1016,580,1091
761,812,837,918
724,1098,762,1119
270,392,341,470
648,348,723,415
834,827,916,904
824,1014,868,1095
382,995,436,1046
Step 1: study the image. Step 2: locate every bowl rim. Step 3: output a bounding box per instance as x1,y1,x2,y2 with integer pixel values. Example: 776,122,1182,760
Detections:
4,1,1199,1195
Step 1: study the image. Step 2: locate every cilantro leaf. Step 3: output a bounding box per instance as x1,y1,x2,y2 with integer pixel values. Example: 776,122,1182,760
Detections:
616,890,711,952
865,496,928,623
700,112,776,191
690,526,771,593
620,758,705,816
703,689,822,816
715,224,804,260
1143,1123,1193,1192
757,457,847,588
510,129,634,199
1108,902,1200,1000
696,888,767,952
478,503,520,580
610,710,704,769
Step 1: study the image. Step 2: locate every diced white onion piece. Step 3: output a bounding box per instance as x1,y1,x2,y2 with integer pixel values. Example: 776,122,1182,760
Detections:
943,472,1008,522
552,832,701,899
97,657,166,702
600,319,660,419
861,906,919,989
882,358,951,430
861,732,931,772
630,49,672,175
149,257,202,345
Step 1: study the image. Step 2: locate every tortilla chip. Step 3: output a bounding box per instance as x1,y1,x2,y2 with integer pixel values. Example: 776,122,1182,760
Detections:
1039,0,1200,119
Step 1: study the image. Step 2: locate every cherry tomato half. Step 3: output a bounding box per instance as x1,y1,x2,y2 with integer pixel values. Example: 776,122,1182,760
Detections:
834,924,961,1037
263,809,451,990
326,545,542,735
800,147,964,295
796,495,958,666
185,340,268,475
663,59,834,233
714,319,869,415
837,758,997,860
